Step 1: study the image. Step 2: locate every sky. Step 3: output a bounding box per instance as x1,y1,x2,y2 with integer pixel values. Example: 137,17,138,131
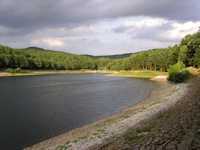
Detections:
0,0,200,56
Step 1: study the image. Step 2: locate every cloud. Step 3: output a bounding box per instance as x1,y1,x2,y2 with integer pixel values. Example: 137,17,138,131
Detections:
112,18,200,42
0,25,17,35
72,26,95,34
42,39,65,47
0,0,199,30
0,0,199,55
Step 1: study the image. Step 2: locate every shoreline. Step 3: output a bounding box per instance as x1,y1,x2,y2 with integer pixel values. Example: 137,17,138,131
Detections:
0,70,168,82
99,76,200,149
24,76,188,150
0,70,117,77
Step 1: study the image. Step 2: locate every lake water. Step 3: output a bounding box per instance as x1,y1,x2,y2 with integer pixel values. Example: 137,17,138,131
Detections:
0,74,160,150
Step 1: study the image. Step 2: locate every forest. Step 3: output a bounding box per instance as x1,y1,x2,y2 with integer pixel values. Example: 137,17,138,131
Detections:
96,29,200,71
0,30,200,72
0,46,95,70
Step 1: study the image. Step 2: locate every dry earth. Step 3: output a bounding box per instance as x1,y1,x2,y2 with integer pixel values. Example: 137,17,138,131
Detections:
24,75,200,150
0,72,11,76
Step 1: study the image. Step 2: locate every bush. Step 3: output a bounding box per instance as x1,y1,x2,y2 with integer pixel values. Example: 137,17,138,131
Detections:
6,68,13,73
6,68,21,74
167,62,190,83
15,68,21,73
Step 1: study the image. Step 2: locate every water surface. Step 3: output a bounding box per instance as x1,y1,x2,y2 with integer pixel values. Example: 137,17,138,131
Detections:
0,74,160,150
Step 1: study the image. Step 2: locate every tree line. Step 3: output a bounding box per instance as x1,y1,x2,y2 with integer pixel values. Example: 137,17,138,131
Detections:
0,46,95,70
0,30,199,71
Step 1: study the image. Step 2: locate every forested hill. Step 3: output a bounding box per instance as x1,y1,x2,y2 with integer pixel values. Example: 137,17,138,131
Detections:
0,45,95,70
0,30,200,71
24,47,45,51
84,49,156,59
83,53,133,59
24,47,132,59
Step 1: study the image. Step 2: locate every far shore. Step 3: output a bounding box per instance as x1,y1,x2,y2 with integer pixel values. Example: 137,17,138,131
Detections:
0,70,168,82
0,70,116,77
23,74,193,150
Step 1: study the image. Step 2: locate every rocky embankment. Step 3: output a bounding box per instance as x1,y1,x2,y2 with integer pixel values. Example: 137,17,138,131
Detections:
96,76,200,150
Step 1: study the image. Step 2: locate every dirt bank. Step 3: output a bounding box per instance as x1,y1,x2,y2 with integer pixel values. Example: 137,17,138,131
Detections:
150,75,168,82
24,75,198,150
0,72,11,76
0,70,117,77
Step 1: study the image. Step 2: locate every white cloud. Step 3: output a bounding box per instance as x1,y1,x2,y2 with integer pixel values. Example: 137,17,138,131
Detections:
171,21,200,36
155,21,200,42
72,26,95,34
112,17,200,42
101,26,112,33
124,18,168,28
43,39,65,47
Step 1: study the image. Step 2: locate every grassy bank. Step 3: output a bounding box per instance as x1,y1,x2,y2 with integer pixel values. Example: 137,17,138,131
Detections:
107,70,168,78
0,70,93,77
0,70,119,77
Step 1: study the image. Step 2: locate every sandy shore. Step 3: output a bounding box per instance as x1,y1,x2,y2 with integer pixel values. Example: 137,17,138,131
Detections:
0,72,11,76
0,70,118,77
0,70,97,77
150,75,168,82
24,75,188,150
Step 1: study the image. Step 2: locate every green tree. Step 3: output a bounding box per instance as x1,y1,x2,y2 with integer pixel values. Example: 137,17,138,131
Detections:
147,50,154,70
178,45,188,65
194,47,200,67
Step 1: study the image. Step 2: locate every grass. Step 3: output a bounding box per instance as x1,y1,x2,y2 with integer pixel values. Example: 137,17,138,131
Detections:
72,139,79,144
97,119,113,127
149,99,168,107
0,69,96,77
93,133,99,136
167,88,180,96
78,135,88,140
55,140,72,150
55,127,107,149
0,72,40,77
124,122,157,141
109,70,167,78
97,129,106,133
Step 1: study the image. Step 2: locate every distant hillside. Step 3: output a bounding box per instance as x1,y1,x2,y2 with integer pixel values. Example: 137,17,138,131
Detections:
23,47,134,59
83,49,156,59
24,47,45,50
23,47,156,60
83,53,133,59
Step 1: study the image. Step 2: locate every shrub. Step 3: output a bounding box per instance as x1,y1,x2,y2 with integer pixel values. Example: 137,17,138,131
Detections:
15,68,21,73
6,68,21,74
167,62,190,83
6,68,13,73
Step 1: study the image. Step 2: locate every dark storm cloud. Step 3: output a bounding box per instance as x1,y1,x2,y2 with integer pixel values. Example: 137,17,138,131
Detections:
0,0,199,31
0,0,199,55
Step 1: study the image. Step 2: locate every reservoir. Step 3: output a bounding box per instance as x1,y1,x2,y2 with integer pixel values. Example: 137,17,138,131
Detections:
0,74,160,150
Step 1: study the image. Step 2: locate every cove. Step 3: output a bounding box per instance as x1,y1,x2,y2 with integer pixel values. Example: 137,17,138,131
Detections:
0,74,160,150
